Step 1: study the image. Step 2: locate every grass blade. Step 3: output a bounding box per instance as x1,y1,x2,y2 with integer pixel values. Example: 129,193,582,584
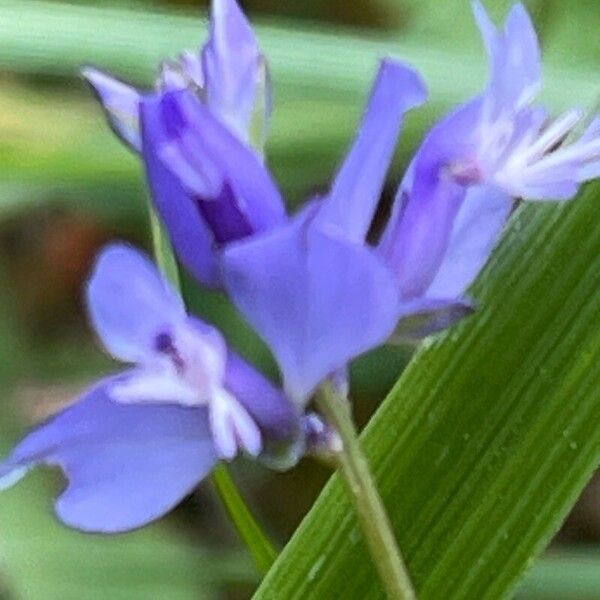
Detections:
254,185,600,598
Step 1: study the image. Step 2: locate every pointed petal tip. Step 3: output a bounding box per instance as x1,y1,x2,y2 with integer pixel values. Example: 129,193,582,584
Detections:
471,0,494,29
211,0,251,30
505,1,538,50
80,64,98,82
212,0,239,15
379,57,428,109
80,66,142,152
471,0,533,28
80,64,108,85
80,64,137,101
507,2,532,24
203,0,262,140
471,0,499,62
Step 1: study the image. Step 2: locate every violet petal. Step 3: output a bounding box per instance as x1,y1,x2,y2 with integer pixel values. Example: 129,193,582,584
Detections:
427,184,513,298
143,90,285,242
202,0,267,141
86,243,186,363
317,59,427,242
0,376,217,533
223,206,400,404
141,96,222,287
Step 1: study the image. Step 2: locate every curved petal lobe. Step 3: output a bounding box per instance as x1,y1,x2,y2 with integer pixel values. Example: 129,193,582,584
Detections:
0,376,217,533
86,244,186,363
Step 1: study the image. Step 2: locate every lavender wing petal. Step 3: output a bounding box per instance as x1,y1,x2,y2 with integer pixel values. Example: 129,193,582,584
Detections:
223,207,400,404
318,59,427,242
426,184,513,298
0,376,217,533
82,66,142,152
378,99,483,298
86,243,186,363
141,95,222,287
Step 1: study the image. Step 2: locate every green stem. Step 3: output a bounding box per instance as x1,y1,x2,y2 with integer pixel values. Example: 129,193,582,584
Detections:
146,204,278,575
148,208,181,287
212,464,278,574
316,383,417,600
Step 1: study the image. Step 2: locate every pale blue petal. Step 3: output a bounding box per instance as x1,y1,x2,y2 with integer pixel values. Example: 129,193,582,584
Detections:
86,244,186,363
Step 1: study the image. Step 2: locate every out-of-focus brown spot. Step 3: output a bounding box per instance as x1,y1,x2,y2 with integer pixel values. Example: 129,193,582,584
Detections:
1,206,110,331
12,381,87,423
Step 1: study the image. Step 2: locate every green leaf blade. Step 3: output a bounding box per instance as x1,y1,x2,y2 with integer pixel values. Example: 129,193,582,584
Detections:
254,187,600,599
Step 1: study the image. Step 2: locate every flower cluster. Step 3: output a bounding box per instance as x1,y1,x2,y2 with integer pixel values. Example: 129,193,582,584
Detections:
1,0,597,533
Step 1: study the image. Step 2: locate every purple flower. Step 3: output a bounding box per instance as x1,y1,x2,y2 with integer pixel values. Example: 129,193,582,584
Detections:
221,3,599,403
379,2,599,323
223,60,429,403
83,0,274,286
83,0,267,150
0,244,299,532
140,89,286,286
83,0,598,410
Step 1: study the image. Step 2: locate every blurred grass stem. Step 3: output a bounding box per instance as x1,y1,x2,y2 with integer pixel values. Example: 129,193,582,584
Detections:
211,464,278,574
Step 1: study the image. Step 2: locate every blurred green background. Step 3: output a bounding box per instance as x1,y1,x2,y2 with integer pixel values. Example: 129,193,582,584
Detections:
0,0,598,598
